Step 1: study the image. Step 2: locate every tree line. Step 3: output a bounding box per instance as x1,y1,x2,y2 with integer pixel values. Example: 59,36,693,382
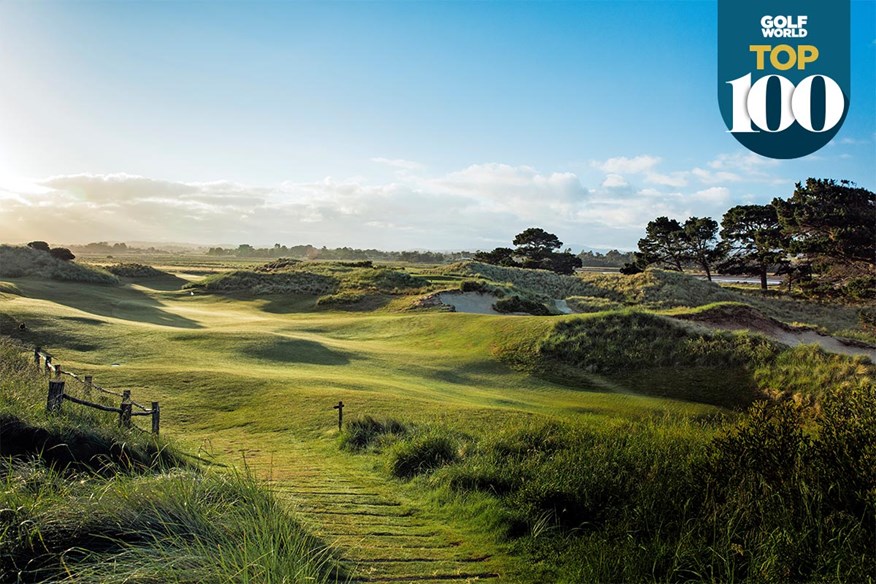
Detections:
627,178,874,297
207,243,472,264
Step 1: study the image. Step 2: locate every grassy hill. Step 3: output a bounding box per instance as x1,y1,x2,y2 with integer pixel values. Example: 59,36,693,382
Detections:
188,259,430,310
0,244,119,285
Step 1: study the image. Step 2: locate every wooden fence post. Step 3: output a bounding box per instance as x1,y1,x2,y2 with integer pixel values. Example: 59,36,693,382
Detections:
54,363,61,379
119,390,132,428
84,375,93,397
34,347,41,369
44,355,52,375
151,402,160,435
333,400,344,431
46,379,64,413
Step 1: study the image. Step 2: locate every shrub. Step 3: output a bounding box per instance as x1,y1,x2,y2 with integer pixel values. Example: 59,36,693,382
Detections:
49,247,75,261
316,290,373,308
845,275,876,300
460,279,506,297
494,296,551,316
105,263,167,278
27,241,51,252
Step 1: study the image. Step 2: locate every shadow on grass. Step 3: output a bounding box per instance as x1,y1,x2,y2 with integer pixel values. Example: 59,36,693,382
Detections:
0,313,102,352
258,294,320,314
240,338,351,365
9,278,202,329
127,274,189,292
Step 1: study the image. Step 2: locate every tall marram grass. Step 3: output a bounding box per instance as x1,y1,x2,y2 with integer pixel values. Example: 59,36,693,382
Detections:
0,245,118,285
356,394,875,583
0,336,343,583
528,309,874,409
1,461,342,583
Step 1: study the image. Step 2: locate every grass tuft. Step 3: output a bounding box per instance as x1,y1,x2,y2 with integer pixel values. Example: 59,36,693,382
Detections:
389,429,460,478
339,415,408,451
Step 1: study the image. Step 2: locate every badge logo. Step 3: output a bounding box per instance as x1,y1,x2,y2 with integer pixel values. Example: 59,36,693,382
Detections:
718,0,850,159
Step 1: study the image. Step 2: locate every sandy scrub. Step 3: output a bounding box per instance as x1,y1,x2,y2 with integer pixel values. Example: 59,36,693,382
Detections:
676,310,876,361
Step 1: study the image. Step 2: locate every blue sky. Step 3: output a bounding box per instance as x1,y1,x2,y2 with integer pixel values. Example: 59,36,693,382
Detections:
0,1,873,251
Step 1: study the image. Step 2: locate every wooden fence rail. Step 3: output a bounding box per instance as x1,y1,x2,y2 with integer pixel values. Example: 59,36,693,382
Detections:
35,347,160,435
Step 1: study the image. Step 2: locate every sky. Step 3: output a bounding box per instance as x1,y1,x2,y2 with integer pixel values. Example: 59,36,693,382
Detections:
0,0,873,252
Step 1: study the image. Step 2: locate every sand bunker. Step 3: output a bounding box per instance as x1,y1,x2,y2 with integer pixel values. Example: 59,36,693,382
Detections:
675,305,875,361
436,291,500,315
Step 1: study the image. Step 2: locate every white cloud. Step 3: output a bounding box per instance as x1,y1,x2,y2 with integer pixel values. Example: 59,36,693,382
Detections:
0,157,768,251
601,174,629,188
839,137,870,146
370,157,426,171
690,187,731,204
592,155,661,174
708,152,779,172
645,171,689,187
690,167,742,184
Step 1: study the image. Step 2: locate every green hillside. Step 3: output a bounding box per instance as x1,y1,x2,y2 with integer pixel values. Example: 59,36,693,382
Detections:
1,258,873,582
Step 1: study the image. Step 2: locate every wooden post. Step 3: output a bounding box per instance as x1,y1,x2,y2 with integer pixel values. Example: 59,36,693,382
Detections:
46,379,64,413
34,347,41,369
44,355,52,375
84,375,93,396
333,400,344,431
54,363,61,379
119,390,132,428
151,402,160,435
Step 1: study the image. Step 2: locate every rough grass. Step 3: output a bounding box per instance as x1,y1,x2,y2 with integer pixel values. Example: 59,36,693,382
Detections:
104,263,169,278
1,460,341,583
515,309,874,410
437,261,603,300
0,245,118,285
755,344,875,403
339,415,408,451
0,337,177,471
354,393,876,583
0,336,342,583
192,269,340,295
564,295,624,313
190,260,428,300
388,428,460,478
578,269,740,307
530,311,778,407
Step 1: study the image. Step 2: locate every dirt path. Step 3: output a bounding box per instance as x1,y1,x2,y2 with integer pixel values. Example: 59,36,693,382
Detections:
226,438,508,583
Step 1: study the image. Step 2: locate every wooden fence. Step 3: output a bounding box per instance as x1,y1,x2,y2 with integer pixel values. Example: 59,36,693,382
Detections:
35,347,160,435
